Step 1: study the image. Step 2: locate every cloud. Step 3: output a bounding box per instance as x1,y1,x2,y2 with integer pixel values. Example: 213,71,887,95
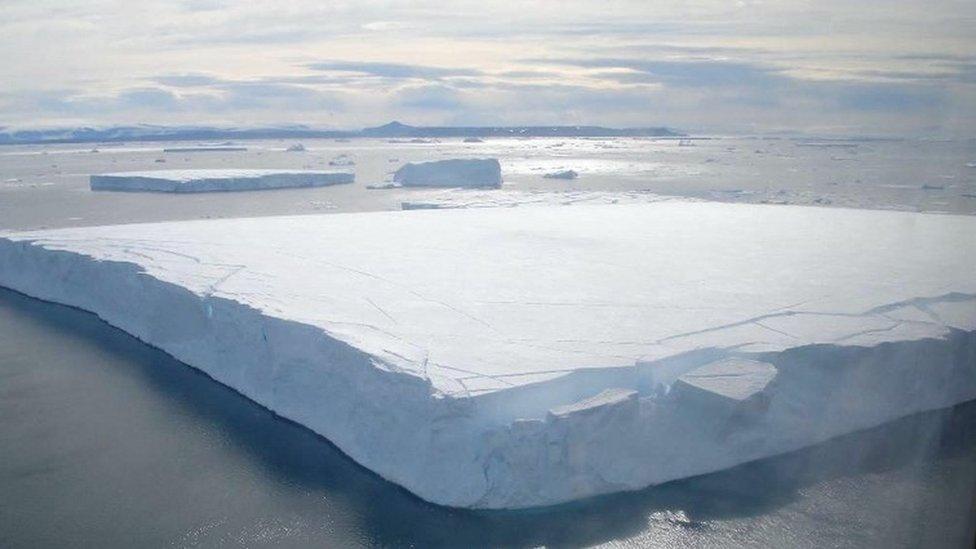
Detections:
361,21,413,31
1,0,974,134
152,74,221,87
831,83,946,112
307,61,482,80
394,84,462,110
564,58,785,87
532,56,951,114
214,82,342,111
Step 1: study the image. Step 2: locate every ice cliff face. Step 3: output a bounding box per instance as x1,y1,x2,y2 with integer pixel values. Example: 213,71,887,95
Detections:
393,158,502,188
0,202,974,509
90,169,354,193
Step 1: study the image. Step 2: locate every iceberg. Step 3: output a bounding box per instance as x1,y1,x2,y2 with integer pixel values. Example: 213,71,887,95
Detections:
90,169,354,193
329,154,355,167
1,201,974,509
394,158,502,188
542,169,579,180
162,146,247,152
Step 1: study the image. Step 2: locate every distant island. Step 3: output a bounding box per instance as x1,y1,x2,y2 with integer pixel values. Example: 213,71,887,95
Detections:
0,121,683,145
358,121,682,138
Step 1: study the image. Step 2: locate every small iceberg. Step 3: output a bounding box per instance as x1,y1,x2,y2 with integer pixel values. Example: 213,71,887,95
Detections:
394,158,502,188
543,169,579,180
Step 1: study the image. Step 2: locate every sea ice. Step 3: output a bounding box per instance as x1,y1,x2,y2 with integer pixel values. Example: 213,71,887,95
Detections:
394,158,502,188
1,201,974,509
398,189,674,209
90,169,354,193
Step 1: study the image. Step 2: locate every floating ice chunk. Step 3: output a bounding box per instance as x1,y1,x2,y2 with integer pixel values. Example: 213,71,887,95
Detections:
329,154,355,167
90,169,354,193
285,143,306,152
542,169,579,180
672,358,777,414
463,137,484,143
548,388,638,420
394,158,502,188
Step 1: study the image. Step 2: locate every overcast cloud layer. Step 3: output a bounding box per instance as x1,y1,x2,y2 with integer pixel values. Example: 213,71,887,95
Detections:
2,1,974,135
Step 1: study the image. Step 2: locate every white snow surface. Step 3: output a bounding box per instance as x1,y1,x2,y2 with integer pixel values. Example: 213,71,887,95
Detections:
1,201,975,509
90,169,354,193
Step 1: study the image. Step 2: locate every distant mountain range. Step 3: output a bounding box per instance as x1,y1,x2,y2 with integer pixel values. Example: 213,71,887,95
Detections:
359,121,683,138
0,121,683,145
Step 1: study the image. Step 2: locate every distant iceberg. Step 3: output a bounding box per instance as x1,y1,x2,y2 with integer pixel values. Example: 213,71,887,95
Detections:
90,169,354,193
328,154,355,167
162,146,247,153
543,169,579,180
394,158,502,188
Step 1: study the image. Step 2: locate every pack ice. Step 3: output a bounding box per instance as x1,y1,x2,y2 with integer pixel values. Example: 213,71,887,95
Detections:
90,169,354,193
1,201,974,509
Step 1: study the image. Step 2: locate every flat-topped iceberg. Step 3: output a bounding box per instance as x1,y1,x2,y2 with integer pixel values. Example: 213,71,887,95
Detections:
162,146,247,152
1,201,974,509
394,158,502,188
90,169,354,193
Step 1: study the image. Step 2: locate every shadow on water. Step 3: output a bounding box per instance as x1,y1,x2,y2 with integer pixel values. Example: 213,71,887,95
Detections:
2,285,975,547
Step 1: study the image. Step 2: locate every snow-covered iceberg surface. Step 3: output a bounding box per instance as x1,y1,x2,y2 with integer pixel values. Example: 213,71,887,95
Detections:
394,158,502,188
1,202,974,509
90,169,354,193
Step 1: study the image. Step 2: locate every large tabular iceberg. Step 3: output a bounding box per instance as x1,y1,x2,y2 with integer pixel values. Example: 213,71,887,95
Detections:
90,169,354,193
1,202,974,509
394,158,502,188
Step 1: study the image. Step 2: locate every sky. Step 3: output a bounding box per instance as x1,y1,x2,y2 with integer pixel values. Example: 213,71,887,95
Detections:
1,0,975,136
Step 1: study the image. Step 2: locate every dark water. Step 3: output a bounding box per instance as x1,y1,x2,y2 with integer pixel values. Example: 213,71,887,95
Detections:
1,286,974,548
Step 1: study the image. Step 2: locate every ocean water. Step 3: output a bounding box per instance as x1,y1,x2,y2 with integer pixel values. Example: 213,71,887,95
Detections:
1,136,974,231
1,138,975,547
